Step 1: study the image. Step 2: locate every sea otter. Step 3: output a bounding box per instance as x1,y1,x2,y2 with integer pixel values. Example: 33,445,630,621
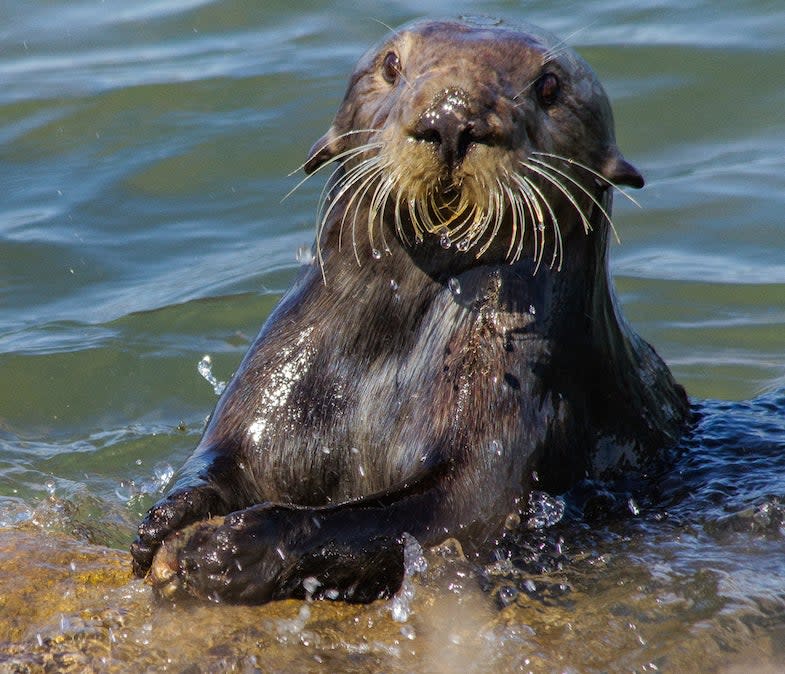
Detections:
130,18,689,604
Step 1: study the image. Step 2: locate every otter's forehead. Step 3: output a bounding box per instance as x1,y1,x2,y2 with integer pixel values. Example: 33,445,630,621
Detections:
404,18,558,52
352,18,595,93
351,20,602,100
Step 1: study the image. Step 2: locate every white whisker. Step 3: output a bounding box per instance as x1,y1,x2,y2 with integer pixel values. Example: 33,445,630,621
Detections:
532,151,641,208
529,156,619,242
521,160,593,236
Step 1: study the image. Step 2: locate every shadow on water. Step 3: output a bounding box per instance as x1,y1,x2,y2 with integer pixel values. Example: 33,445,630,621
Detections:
2,390,785,673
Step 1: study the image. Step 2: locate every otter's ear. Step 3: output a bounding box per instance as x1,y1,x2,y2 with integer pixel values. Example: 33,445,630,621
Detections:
304,97,357,174
602,148,645,189
304,129,338,175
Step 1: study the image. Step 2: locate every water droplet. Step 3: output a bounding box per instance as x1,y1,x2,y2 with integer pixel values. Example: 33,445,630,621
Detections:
153,462,174,488
628,497,640,516
390,534,427,623
371,248,382,260
302,576,320,599
197,355,226,396
528,304,537,316
295,245,314,266
440,233,451,249
389,279,399,292
45,480,56,497
115,480,136,502
298,604,311,623
456,238,470,252
400,624,416,640
490,439,503,456
537,222,545,232
526,491,566,529
448,277,461,295
498,584,519,607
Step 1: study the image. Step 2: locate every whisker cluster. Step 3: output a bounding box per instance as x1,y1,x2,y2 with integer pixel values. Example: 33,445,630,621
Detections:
290,135,621,278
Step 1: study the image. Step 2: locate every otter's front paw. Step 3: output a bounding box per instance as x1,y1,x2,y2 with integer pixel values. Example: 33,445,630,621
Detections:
146,504,407,605
130,486,225,578
147,505,298,604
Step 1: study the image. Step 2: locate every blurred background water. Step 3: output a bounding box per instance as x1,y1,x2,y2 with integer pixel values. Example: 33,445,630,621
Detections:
1,1,784,671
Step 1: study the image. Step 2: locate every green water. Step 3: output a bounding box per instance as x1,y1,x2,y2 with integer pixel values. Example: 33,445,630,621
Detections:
1,1,785,671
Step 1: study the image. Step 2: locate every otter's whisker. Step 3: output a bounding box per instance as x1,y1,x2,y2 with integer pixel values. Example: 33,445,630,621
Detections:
512,77,538,106
531,151,642,208
314,143,385,218
316,160,370,275
485,181,515,259
509,174,539,264
521,161,593,236
367,167,397,258
485,185,504,252
529,156,620,242
313,163,366,256
287,129,381,178
322,155,380,236
527,182,547,271
393,183,409,245
514,173,544,267
494,184,514,258
316,150,372,220
285,137,383,208
345,162,387,264
541,24,594,65
523,175,563,271
318,156,384,266
406,197,423,243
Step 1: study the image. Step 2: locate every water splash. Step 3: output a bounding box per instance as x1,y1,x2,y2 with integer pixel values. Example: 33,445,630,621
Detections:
390,534,427,623
526,491,566,530
295,244,314,266
197,354,226,395
115,461,174,504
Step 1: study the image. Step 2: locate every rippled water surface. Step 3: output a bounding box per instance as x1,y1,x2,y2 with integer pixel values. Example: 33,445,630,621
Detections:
1,1,785,672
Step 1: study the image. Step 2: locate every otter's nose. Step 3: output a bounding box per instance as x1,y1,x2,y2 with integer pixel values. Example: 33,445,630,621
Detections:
411,88,488,171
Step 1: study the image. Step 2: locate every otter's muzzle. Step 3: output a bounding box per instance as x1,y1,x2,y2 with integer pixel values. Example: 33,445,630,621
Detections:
411,88,493,172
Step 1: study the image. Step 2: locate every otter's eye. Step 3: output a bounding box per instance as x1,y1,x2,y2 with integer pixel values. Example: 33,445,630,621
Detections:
536,72,560,107
381,51,401,85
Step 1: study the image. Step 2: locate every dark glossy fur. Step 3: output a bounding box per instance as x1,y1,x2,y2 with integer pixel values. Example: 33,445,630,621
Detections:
131,19,689,604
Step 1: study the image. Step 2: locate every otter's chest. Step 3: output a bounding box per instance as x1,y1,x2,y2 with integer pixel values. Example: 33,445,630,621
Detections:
238,288,560,504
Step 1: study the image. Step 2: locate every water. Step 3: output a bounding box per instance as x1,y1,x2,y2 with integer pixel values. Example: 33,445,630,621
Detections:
1,0,784,671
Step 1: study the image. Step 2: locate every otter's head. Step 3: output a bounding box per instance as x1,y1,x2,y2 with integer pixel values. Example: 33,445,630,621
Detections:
305,18,643,270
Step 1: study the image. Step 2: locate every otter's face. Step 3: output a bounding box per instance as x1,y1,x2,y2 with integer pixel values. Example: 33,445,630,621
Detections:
305,19,643,269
